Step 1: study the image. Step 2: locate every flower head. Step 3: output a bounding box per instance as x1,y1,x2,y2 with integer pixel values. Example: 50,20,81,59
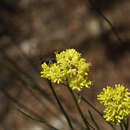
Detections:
97,84,130,124
41,49,92,91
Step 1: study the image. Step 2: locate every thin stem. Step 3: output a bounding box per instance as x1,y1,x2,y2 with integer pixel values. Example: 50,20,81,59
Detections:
123,117,129,130
47,80,74,130
127,117,129,130
1,51,56,106
0,88,58,130
1,62,82,129
18,109,55,128
79,94,116,130
120,124,124,130
67,86,90,130
2,60,61,114
78,94,103,117
88,110,100,130
88,0,122,44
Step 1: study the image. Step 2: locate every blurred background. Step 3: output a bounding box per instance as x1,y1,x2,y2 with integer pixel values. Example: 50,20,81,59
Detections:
0,0,130,130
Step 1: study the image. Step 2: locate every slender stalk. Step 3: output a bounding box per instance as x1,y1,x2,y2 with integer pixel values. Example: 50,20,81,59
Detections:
67,86,90,130
88,0,122,44
127,117,129,130
78,94,103,116
88,110,100,130
48,80,74,130
123,117,129,130
0,88,58,130
79,94,116,130
120,124,124,130
1,51,56,106
1,61,78,129
18,109,56,128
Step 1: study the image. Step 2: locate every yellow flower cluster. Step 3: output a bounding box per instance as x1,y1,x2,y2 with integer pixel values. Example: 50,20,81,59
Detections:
97,84,130,124
41,49,91,91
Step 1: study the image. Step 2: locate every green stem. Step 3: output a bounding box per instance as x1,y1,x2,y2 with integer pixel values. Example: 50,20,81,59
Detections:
120,124,124,130
1,51,57,106
88,0,122,44
79,94,116,130
78,94,103,116
67,86,90,130
123,117,129,130
88,110,100,130
48,80,74,130
0,88,58,130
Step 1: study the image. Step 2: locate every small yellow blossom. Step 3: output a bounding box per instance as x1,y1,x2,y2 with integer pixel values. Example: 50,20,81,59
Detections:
97,84,130,124
41,63,65,84
41,49,92,91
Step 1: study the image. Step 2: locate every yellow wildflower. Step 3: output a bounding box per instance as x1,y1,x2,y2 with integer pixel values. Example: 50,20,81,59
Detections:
41,49,91,91
97,84,130,124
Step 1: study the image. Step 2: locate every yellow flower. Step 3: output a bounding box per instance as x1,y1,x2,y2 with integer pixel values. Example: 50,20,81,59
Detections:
97,84,130,124
41,49,92,91
41,63,65,84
